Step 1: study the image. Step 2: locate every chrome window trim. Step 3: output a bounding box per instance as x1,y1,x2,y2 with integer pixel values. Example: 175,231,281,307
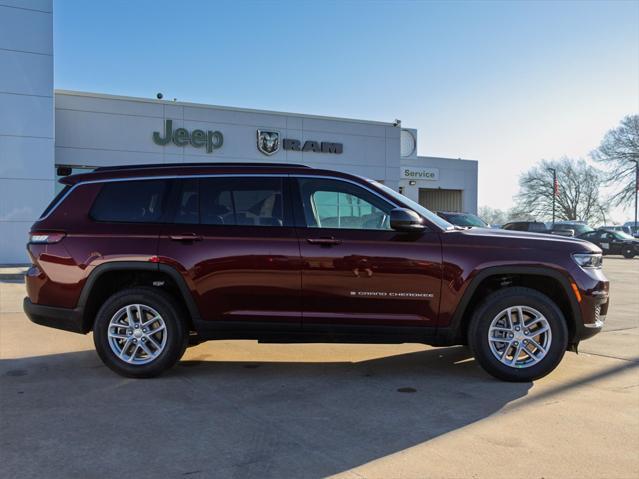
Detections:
40,173,405,221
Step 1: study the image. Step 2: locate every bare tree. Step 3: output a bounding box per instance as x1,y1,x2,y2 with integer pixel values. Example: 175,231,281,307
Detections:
478,206,533,225
478,206,507,225
514,158,606,225
592,114,639,208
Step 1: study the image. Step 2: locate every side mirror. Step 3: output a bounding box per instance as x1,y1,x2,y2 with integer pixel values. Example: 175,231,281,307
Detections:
390,208,425,232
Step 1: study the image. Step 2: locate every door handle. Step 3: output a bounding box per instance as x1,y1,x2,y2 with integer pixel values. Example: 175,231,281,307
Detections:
169,233,203,242
307,237,342,246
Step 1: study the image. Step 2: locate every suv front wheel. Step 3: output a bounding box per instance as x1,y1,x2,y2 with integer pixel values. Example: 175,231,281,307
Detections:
93,287,188,378
468,287,568,382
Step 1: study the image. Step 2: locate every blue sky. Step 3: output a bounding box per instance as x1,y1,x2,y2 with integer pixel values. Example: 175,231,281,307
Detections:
53,0,639,219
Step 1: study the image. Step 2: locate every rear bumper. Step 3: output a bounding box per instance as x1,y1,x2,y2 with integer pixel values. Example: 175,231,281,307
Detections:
23,297,86,334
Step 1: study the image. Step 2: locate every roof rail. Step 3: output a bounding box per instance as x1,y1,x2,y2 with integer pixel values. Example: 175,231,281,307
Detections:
93,162,311,172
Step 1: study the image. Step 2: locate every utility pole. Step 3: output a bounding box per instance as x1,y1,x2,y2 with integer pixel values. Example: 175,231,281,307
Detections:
547,168,557,226
631,160,638,233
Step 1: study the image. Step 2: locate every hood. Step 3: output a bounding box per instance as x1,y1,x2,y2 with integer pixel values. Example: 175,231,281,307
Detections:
453,227,601,253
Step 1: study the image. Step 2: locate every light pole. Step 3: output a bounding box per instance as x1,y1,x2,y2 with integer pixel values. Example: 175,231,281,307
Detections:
547,168,557,226
630,159,638,233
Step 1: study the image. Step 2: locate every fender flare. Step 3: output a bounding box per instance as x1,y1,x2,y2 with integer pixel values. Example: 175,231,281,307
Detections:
77,261,201,331
444,265,581,342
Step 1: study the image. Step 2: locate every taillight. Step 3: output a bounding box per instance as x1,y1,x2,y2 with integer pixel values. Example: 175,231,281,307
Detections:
29,232,66,244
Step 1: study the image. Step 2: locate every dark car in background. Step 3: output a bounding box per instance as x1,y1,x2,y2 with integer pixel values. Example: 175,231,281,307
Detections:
579,229,639,258
550,222,594,237
502,221,549,233
436,211,489,228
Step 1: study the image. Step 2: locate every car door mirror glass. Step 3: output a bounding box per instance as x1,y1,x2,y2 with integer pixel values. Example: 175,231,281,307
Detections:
390,208,425,232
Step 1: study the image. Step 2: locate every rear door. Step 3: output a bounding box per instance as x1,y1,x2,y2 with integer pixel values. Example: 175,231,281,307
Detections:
292,176,442,329
157,176,302,326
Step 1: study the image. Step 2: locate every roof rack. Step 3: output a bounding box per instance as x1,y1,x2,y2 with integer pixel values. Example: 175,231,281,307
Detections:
93,162,311,172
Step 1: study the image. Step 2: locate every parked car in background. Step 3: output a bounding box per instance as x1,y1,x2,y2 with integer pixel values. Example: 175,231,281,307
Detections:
502,221,549,233
600,225,633,236
623,221,639,238
436,211,489,228
579,229,639,258
550,222,594,237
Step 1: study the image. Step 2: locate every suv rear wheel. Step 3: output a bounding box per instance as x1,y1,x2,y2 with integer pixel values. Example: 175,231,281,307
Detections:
468,287,568,382
93,287,188,378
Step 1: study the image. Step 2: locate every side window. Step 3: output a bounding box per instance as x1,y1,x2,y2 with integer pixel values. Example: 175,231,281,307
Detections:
91,180,168,223
174,179,199,224
297,178,393,230
200,177,286,227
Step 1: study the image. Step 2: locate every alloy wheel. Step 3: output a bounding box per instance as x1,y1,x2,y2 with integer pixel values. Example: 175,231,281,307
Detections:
487,306,552,368
107,304,168,365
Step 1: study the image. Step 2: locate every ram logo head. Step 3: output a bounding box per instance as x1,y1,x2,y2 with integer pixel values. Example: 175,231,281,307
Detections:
257,130,280,156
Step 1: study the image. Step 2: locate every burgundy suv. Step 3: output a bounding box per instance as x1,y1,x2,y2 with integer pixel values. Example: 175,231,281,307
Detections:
24,163,609,381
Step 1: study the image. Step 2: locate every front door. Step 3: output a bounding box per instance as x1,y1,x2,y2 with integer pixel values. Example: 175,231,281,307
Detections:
293,177,442,329
158,176,302,326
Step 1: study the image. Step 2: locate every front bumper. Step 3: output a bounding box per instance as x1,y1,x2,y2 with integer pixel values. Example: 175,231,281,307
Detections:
575,289,609,341
23,297,86,334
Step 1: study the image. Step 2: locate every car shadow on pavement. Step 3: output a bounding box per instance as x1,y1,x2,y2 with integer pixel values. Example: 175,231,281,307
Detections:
1,345,531,479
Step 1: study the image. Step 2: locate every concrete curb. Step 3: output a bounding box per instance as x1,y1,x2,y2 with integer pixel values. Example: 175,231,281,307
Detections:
0,265,28,281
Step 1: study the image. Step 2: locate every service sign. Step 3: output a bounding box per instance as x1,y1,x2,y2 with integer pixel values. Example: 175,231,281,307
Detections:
401,167,439,181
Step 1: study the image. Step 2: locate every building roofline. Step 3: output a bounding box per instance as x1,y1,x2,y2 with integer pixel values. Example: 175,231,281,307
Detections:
416,155,477,163
54,89,398,127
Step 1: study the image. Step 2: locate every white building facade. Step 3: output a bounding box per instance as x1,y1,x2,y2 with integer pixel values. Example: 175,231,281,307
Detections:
0,0,478,264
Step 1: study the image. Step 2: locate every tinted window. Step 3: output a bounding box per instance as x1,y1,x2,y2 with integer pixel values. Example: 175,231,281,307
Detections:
91,180,168,223
503,223,524,231
530,223,548,232
298,178,392,230
557,223,593,235
200,177,286,227
611,231,634,240
40,185,70,218
174,179,199,224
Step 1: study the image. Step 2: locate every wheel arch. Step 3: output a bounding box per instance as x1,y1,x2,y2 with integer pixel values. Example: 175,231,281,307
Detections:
443,266,581,346
77,262,201,333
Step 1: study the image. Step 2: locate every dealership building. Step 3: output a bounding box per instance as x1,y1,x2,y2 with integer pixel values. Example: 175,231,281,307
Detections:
0,0,478,264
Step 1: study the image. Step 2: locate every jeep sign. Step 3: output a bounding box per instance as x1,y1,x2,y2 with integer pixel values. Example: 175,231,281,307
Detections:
153,119,223,153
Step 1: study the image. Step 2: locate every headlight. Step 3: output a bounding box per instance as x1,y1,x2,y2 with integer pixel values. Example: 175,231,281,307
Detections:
572,252,602,269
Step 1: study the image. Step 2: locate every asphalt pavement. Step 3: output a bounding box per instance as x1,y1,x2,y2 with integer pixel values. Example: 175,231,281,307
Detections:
0,257,637,479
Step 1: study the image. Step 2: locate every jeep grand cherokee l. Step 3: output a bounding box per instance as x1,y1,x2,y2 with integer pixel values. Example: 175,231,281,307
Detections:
24,163,609,381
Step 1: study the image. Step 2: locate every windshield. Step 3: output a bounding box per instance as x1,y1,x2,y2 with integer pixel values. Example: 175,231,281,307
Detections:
612,230,634,240
444,213,488,227
368,181,454,230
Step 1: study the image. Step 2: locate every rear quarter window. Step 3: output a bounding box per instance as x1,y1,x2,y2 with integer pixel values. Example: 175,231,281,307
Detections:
90,180,169,223
39,185,70,218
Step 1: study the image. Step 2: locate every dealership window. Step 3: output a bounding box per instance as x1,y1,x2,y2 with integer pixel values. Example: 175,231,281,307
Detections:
90,180,169,223
298,178,392,230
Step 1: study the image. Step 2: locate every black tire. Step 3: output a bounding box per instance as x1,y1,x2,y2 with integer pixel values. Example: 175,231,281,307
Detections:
93,287,188,378
622,248,635,259
467,287,568,382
